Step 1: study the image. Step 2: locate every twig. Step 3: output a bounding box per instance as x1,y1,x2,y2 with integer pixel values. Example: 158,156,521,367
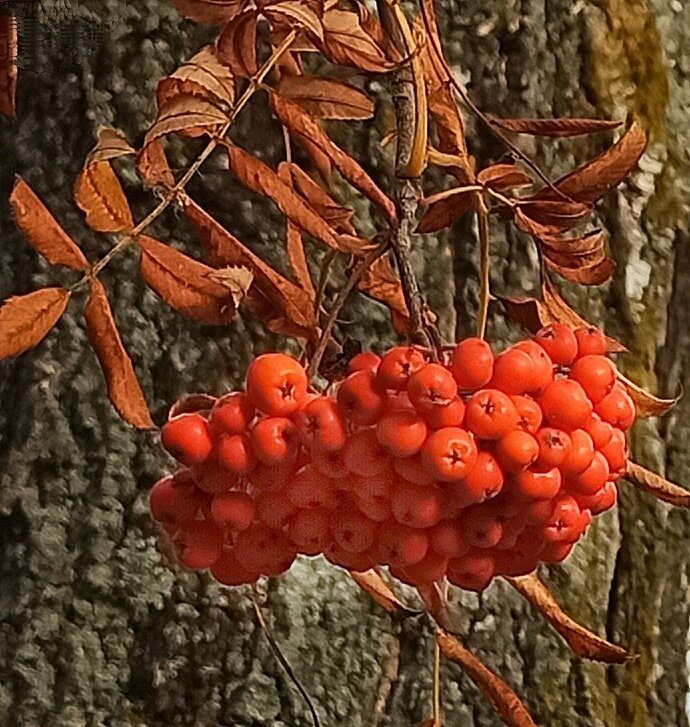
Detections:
433,634,442,725
475,193,490,339
251,589,322,727
314,249,338,322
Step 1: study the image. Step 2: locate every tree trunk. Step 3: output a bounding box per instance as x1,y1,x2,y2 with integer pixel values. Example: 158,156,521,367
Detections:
1,1,689,725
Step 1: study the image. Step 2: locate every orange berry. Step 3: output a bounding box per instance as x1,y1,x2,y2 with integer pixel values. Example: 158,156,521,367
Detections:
539,379,593,431
246,353,308,416
451,338,494,391
421,427,478,482
337,370,387,425
465,389,519,440
376,408,428,458
377,346,427,390
535,323,578,365
407,363,458,413
495,430,539,472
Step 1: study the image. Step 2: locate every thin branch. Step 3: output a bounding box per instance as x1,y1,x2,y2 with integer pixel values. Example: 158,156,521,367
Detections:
433,634,442,725
475,193,490,339
251,589,322,727
315,249,338,322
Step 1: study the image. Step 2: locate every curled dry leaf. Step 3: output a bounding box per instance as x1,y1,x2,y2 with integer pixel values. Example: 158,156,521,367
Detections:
85,279,155,429
417,187,474,233
437,630,538,727
0,16,17,117
137,139,175,189
357,253,410,334
138,235,247,324
216,11,259,78
262,0,324,41
625,461,690,508
507,574,628,663
489,117,622,138
534,230,615,286
545,255,615,286
143,96,228,149
226,142,367,253
0,287,70,359
616,370,679,417
168,393,218,419
537,121,647,204
207,266,255,307
75,160,134,233
158,45,235,108
184,198,317,339
10,177,89,271
172,0,244,24
276,74,374,120
349,569,420,616
477,164,533,193
85,126,135,165
270,93,397,222
515,199,591,235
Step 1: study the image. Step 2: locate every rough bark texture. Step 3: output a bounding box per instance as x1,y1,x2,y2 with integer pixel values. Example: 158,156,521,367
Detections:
1,1,689,726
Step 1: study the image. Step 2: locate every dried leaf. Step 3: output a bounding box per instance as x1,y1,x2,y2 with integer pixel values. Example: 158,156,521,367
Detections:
489,117,622,138
625,461,690,508
138,235,245,324
357,253,409,333
10,177,89,271
216,11,259,78
545,255,615,286
158,45,235,108
75,161,134,233
263,0,324,41
350,569,419,616
0,16,17,117
277,74,374,120
417,582,464,635
207,266,254,306
319,7,395,73
137,139,175,188
507,574,628,663
226,142,366,253
537,121,647,204
516,200,591,234
437,630,538,727
0,288,70,359
616,371,678,417
143,96,228,149
417,187,474,233
184,198,317,338
168,393,218,419
85,126,136,165
477,164,533,193
85,279,155,429
172,0,244,24
270,93,396,222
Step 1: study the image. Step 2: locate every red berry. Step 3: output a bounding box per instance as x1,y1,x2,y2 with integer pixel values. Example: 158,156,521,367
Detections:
210,491,255,530
488,348,534,395
569,355,617,404
566,451,610,496
394,454,435,485
421,427,478,482
312,448,349,479
513,466,562,500
161,413,213,466
255,487,297,529
459,450,505,505
217,432,257,476
511,395,543,434
191,461,237,494
337,370,387,425
209,392,255,435
495,430,539,473
583,414,614,449
294,395,347,452
421,396,465,430
391,481,443,528
395,550,448,585
348,351,381,375
210,551,260,585
288,509,332,555
251,417,299,466
343,428,392,477
447,550,495,591
376,408,428,458
451,338,494,391
246,353,308,416
594,384,636,430
541,495,589,544
285,466,339,509
539,379,593,431
457,505,504,548
234,523,295,574
407,363,458,413
465,389,519,440
574,327,606,358
180,521,224,569
599,428,627,474
377,347,427,390
378,520,429,566
249,461,298,492
514,340,554,394
535,323,578,366
150,473,205,525
573,481,617,515
429,521,470,558
535,428,572,469
333,510,377,553
324,543,376,573
560,429,595,476
540,541,574,564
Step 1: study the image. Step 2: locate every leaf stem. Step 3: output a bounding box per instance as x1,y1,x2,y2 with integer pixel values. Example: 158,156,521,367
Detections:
475,193,490,339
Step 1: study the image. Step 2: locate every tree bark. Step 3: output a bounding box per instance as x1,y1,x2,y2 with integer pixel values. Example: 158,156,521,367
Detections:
1,0,689,725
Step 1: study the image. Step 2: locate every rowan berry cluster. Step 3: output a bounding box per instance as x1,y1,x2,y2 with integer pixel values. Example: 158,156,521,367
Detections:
150,323,634,591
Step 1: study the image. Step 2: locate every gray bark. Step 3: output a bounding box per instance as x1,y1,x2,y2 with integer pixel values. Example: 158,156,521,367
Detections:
1,0,689,725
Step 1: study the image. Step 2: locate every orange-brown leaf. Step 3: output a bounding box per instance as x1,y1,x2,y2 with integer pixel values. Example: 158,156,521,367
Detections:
158,45,235,108
616,371,679,417
437,630,538,727
489,117,622,138
545,255,615,286
75,160,134,233
263,0,324,41
277,74,374,120
137,139,175,189
625,461,690,508
85,126,135,165
0,16,17,117
10,177,89,271
216,11,259,77
538,121,647,204
357,253,409,333
143,96,228,149
0,288,70,359
184,198,317,338
85,279,155,429
516,200,591,234
270,93,397,223
417,187,474,233
169,393,218,419
350,569,419,615
172,0,244,24
138,235,246,324
507,574,628,663
477,164,533,193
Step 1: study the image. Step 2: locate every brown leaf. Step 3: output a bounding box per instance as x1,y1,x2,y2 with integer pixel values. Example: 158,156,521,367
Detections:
417,582,465,635
85,126,136,165
625,461,690,508
0,16,17,117
350,569,419,616
143,96,228,149
138,235,245,324
437,630,538,727
184,198,317,338
357,253,410,333
420,720,438,727
137,139,175,189
616,371,678,417
417,187,474,233
507,574,628,663
85,279,155,429
226,142,366,253
318,7,395,73
172,0,244,24
516,200,591,234
0,288,70,359
207,266,255,307
216,11,259,78
477,164,533,193
545,255,615,286
75,161,134,233
10,177,89,271
277,74,374,120
271,94,396,222
537,121,647,204
263,0,324,41
489,117,622,138
168,393,218,419
158,45,235,108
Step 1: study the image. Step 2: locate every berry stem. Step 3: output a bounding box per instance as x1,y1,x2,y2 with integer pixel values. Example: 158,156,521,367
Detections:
475,193,491,340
